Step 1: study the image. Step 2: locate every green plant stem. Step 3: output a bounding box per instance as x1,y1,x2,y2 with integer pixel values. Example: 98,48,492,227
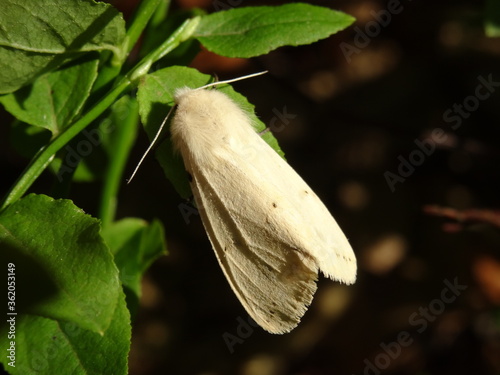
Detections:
125,0,165,55
99,98,139,228
0,16,200,210
92,0,165,96
128,16,200,82
99,17,200,225
0,79,130,210
149,0,171,30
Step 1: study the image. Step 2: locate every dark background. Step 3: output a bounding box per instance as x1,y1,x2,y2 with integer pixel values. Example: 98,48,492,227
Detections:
2,0,500,374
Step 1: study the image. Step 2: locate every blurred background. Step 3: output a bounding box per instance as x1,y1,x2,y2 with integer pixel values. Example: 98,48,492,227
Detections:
2,0,500,374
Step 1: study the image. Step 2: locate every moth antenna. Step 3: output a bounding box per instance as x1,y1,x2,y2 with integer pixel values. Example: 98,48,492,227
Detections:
127,104,176,184
196,71,268,91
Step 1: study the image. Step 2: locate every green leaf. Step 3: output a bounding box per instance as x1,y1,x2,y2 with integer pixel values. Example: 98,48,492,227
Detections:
0,294,130,375
485,0,500,37
0,0,126,94
102,218,166,317
9,121,52,160
194,3,355,58
136,65,284,198
0,56,99,134
5,56,100,184
0,194,121,334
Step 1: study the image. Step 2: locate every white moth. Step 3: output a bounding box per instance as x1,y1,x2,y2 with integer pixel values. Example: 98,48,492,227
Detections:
132,73,356,334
